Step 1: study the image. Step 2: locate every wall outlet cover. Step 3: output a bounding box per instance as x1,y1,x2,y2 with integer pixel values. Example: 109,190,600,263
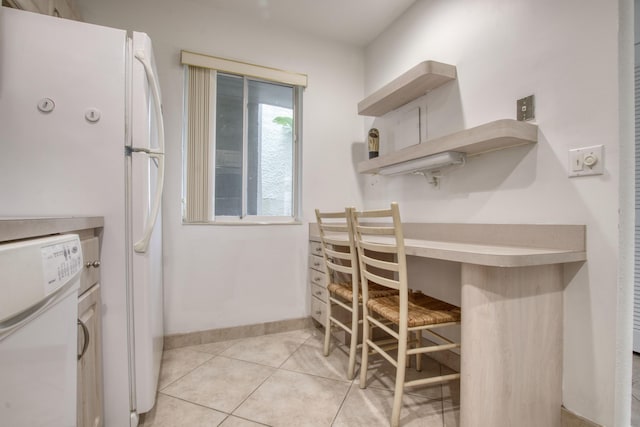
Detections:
517,95,535,121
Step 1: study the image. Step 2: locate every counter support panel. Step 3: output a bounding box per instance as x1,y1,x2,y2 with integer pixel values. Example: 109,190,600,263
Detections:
460,263,563,427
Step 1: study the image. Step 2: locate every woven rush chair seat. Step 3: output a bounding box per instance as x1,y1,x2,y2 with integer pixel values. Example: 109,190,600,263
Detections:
367,291,461,327
328,281,398,302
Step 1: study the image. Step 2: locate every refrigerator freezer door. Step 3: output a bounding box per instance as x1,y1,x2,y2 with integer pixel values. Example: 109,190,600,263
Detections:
129,31,165,415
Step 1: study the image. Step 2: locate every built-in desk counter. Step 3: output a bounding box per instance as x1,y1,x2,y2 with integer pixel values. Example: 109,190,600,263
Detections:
308,222,586,427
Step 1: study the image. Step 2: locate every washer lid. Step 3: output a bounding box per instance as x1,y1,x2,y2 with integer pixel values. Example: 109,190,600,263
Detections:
0,234,82,324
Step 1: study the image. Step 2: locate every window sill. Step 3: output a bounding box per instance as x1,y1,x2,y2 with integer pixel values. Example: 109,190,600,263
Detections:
182,220,303,226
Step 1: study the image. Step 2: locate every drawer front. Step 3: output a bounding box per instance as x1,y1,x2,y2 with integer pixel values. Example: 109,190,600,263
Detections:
80,237,100,295
310,282,327,303
309,241,323,257
311,296,326,325
309,254,324,273
309,268,327,287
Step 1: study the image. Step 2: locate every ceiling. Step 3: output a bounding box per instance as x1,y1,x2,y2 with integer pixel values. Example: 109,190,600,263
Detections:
187,0,417,47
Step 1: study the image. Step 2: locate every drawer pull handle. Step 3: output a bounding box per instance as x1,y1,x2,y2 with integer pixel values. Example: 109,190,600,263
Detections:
313,262,321,267
314,277,321,282
315,247,322,252
85,260,101,268
315,291,322,296
315,310,322,315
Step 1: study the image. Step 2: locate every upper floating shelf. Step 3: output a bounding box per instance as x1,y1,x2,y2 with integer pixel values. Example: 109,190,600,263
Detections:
357,60,457,117
357,119,538,174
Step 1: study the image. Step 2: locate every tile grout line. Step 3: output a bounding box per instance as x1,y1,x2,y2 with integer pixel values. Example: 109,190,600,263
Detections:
330,381,358,426
439,364,446,427
157,351,216,392
154,390,232,418
225,358,281,420
275,335,314,369
217,413,273,427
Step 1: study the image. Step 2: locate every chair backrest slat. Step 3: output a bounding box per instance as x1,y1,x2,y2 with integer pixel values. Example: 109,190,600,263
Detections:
322,224,349,233
357,239,398,254
324,247,352,261
360,252,399,272
362,269,400,290
355,225,395,236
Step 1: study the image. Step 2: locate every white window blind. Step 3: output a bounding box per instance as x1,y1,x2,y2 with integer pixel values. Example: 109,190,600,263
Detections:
184,66,213,222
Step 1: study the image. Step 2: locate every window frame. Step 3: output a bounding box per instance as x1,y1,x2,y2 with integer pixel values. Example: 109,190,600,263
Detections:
181,53,305,225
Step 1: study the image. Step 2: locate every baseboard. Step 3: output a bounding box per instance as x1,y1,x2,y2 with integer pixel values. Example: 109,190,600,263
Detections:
561,407,602,427
164,316,314,350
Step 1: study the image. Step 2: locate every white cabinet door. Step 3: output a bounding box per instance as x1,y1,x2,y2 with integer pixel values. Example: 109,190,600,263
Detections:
77,284,104,427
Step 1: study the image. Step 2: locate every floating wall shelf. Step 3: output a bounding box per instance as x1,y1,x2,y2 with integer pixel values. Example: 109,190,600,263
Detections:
358,60,457,117
357,119,538,175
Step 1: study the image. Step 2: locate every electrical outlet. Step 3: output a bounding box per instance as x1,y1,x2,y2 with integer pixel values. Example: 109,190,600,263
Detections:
568,145,604,177
517,95,535,121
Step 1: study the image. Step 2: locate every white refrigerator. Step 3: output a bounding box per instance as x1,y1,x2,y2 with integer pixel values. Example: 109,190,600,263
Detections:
0,7,165,426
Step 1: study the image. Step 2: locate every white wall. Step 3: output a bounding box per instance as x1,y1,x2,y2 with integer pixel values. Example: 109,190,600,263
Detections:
362,1,633,426
75,0,365,333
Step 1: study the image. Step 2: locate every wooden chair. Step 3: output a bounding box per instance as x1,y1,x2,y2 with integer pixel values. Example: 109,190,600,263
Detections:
352,203,461,427
315,207,397,380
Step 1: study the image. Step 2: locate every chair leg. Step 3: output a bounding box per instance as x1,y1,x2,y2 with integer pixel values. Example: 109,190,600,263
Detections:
347,301,358,380
391,327,408,427
323,295,332,357
359,306,371,389
416,331,422,372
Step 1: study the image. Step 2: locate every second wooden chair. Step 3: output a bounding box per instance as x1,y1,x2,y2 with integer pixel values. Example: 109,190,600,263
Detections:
352,202,462,427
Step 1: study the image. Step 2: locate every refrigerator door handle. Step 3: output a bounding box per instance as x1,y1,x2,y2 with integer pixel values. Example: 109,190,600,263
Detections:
133,49,165,254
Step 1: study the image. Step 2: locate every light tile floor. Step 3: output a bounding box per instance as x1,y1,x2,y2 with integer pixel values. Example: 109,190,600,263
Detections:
141,327,460,427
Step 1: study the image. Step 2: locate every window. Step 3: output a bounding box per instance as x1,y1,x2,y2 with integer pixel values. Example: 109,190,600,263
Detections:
181,51,306,223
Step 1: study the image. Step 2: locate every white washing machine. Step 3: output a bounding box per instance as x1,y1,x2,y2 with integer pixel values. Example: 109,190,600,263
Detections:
0,234,83,427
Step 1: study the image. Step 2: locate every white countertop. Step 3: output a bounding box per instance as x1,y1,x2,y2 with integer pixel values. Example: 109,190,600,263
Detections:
0,217,104,242
309,223,587,267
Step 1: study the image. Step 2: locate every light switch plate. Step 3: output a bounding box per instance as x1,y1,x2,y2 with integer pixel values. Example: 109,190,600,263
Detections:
517,95,535,121
568,145,604,177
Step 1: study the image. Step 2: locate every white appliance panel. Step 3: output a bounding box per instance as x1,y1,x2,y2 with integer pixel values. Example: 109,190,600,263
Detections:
0,235,82,427
0,8,165,426
0,287,79,427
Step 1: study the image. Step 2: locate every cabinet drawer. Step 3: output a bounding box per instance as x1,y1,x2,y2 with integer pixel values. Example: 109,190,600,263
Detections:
80,237,100,295
311,296,326,325
309,254,324,272
309,268,327,287
309,241,323,257
310,282,327,303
